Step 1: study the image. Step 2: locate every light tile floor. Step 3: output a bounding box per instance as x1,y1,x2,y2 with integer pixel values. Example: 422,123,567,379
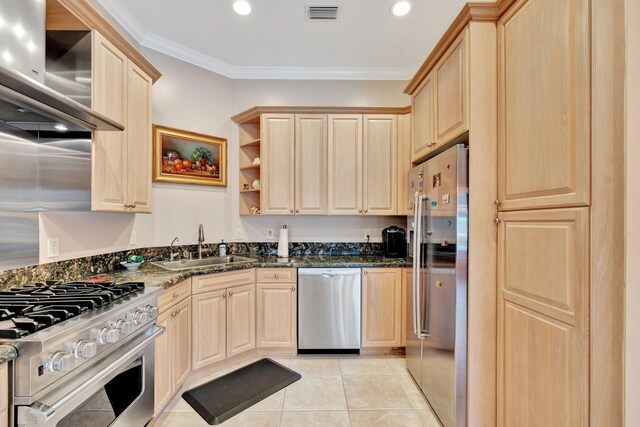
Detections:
153,355,441,427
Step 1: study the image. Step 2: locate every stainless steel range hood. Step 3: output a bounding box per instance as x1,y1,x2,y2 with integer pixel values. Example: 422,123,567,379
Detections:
0,65,123,132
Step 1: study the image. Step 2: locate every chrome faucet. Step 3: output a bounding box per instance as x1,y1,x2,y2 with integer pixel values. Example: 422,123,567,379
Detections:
170,237,180,261
198,224,205,259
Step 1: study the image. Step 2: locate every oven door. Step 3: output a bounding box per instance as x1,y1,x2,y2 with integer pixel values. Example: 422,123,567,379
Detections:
16,325,163,427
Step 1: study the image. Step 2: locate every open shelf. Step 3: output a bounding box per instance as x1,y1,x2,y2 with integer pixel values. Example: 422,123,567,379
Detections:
240,164,260,171
240,188,260,193
240,138,260,148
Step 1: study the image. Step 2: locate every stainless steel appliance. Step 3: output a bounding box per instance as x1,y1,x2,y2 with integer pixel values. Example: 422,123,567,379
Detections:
406,144,468,427
297,268,361,352
0,281,162,427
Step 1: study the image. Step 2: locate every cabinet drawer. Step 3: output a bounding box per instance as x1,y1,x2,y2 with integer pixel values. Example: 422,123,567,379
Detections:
256,268,297,283
158,279,191,313
192,269,255,294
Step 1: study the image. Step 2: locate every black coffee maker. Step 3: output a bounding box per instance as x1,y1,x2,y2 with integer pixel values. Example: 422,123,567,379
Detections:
382,226,407,258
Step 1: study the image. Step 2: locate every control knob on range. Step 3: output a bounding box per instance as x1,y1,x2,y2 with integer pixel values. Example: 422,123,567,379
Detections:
132,310,149,326
46,351,72,373
97,326,120,345
144,305,158,318
114,319,132,335
73,340,98,359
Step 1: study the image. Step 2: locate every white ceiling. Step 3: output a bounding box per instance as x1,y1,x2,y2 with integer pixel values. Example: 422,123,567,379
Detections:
90,0,467,80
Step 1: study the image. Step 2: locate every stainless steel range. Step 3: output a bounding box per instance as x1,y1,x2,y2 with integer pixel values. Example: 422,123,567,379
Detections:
0,280,162,427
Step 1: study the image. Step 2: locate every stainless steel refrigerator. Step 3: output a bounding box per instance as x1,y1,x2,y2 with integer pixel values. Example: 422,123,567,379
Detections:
406,144,468,427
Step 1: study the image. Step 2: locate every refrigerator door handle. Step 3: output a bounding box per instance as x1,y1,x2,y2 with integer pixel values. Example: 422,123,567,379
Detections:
414,194,429,339
412,192,420,336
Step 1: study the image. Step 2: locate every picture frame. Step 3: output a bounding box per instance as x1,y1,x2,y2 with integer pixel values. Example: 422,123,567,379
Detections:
152,124,227,187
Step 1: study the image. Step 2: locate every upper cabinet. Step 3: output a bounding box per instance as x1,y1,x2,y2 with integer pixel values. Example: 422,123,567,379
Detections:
327,114,363,215
92,30,154,213
363,115,398,215
236,108,409,216
497,0,590,210
410,29,469,164
295,115,328,215
261,114,295,215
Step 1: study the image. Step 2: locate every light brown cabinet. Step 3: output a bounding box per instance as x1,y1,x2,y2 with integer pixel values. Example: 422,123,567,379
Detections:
92,30,153,213
191,276,256,370
410,30,469,164
397,113,412,216
295,115,327,214
256,268,297,350
327,114,398,215
435,30,469,144
226,284,256,358
154,282,192,416
261,114,295,214
327,114,363,214
363,115,398,215
497,208,588,426
0,363,7,427
497,0,589,211
412,73,436,162
361,268,403,348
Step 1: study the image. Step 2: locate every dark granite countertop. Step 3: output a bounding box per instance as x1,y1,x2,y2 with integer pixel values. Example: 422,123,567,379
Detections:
0,345,18,365
95,255,408,289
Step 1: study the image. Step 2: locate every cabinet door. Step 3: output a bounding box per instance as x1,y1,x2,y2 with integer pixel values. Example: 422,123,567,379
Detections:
497,208,588,426
127,61,152,213
412,73,435,162
91,31,128,212
295,114,327,215
401,268,410,347
497,0,590,210
256,283,297,349
154,310,172,416
261,114,295,214
397,113,412,216
226,284,256,358
362,268,403,347
327,115,363,215
435,30,469,145
173,298,191,389
363,115,398,215
192,290,226,370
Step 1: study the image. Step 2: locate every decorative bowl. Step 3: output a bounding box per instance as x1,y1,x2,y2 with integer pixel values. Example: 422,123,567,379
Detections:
120,261,144,271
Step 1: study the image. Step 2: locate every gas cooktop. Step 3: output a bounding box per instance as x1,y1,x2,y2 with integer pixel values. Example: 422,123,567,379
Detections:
0,280,145,339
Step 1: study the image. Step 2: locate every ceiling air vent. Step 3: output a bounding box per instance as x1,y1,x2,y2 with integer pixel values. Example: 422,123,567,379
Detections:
306,5,341,21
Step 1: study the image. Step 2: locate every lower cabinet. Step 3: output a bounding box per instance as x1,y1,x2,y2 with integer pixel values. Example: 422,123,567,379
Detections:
361,268,403,348
192,283,256,370
154,293,192,416
0,363,7,427
256,283,297,349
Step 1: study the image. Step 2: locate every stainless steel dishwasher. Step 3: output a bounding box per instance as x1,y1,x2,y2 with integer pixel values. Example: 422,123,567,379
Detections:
298,268,361,352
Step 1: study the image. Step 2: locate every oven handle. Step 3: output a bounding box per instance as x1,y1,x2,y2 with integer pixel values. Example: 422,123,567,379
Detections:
18,325,165,425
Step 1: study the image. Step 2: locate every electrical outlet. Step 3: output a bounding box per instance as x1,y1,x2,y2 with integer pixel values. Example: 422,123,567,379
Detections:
364,229,371,239
266,229,274,239
235,228,244,240
47,237,60,258
129,230,137,246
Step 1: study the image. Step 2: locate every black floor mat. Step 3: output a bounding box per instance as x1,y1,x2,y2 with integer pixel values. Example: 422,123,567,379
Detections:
182,358,301,425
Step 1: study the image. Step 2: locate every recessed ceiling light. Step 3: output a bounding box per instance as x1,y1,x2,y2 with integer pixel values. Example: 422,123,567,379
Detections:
54,124,68,131
233,0,252,16
391,1,412,16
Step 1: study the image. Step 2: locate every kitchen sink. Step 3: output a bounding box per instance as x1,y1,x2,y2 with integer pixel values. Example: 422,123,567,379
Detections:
152,256,257,271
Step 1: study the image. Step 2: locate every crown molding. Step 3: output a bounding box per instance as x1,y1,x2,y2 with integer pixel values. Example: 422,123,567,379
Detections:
91,0,418,81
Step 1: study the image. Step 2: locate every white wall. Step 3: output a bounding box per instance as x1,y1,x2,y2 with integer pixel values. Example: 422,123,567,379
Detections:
38,52,409,262
626,0,640,424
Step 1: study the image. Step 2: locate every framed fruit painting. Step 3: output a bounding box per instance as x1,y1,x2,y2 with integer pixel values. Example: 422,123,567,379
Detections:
152,125,227,187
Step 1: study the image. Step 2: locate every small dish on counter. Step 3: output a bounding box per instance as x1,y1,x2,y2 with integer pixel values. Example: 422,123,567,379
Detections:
120,261,144,271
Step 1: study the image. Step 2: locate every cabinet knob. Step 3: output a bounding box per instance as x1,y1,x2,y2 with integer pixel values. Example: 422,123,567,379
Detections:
173,292,179,298
295,209,299,213
132,203,137,208
291,287,296,291
364,210,368,213
290,209,294,213
358,209,363,213
363,271,368,275
274,273,279,278
435,281,443,288
222,293,226,298
494,200,502,206
228,291,233,297
495,217,502,224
